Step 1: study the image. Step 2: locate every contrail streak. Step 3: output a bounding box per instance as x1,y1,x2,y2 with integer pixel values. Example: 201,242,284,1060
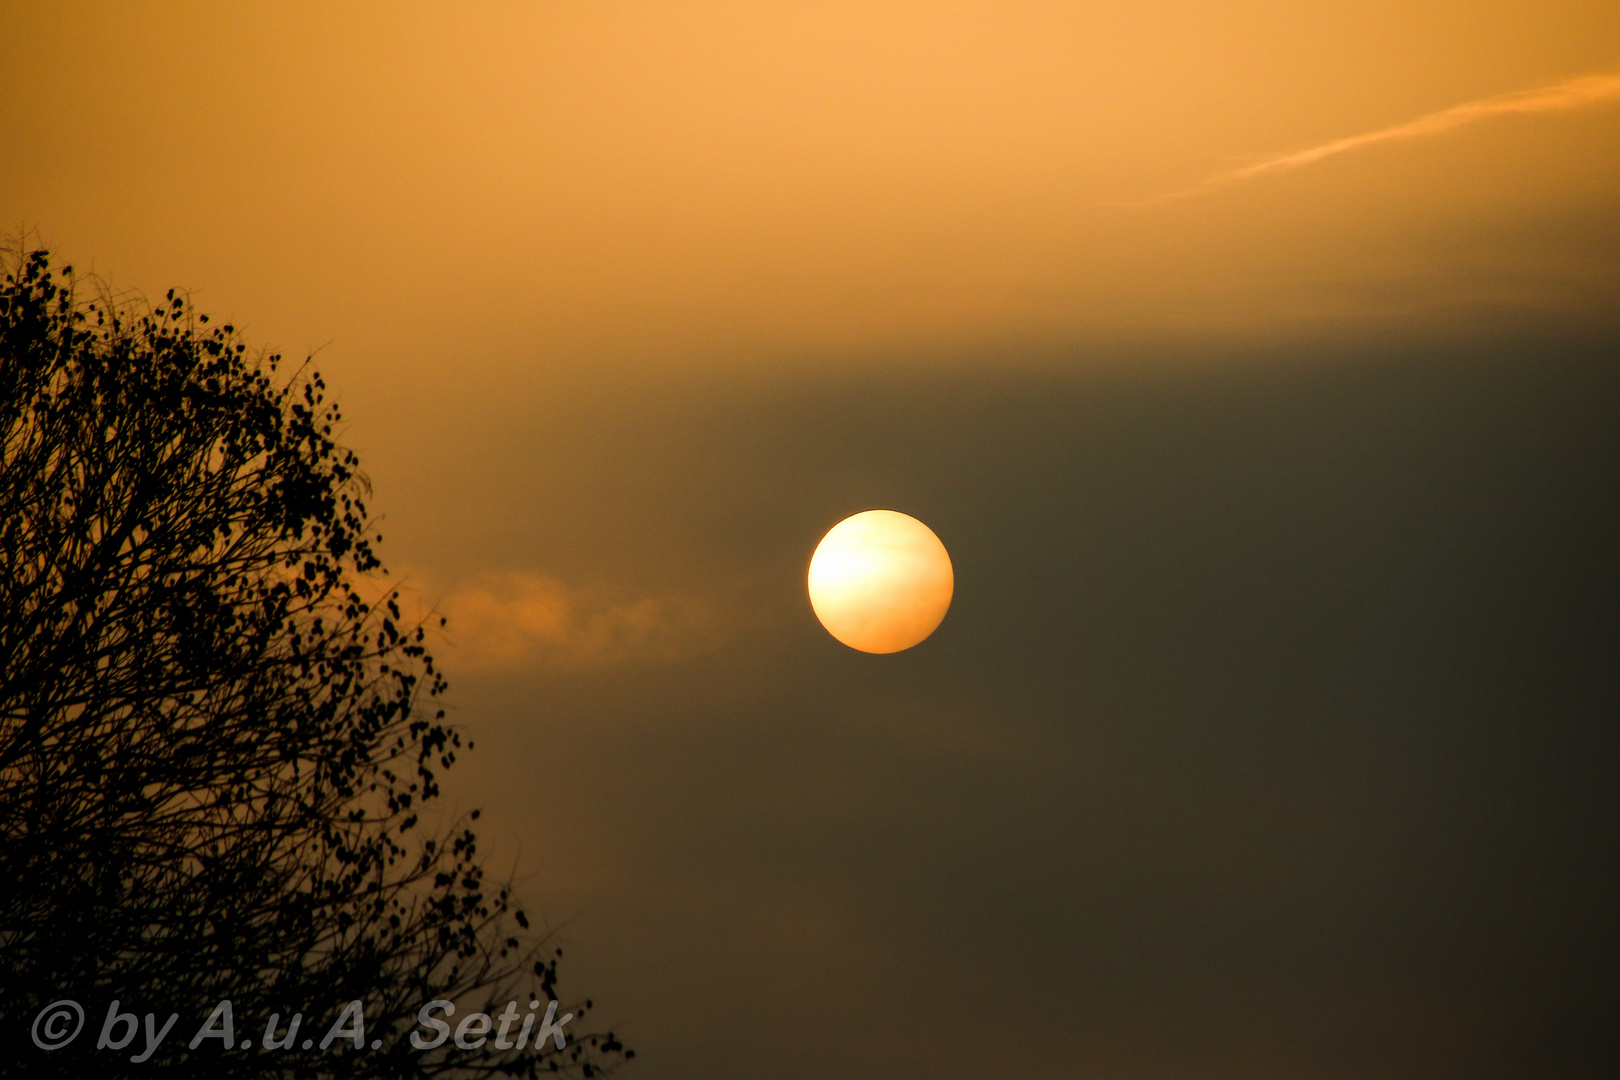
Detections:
1113,70,1620,207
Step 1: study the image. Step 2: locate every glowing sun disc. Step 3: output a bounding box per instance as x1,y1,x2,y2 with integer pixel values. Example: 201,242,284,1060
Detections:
808,510,953,653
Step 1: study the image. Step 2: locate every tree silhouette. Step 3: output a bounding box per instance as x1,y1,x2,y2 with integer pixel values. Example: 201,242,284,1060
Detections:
0,250,631,1078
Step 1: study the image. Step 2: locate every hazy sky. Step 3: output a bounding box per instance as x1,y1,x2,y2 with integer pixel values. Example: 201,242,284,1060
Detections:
6,1,1620,376
4,4,1619,1077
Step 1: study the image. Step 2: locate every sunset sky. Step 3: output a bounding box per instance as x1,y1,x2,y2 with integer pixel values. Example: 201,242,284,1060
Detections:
4,3,1619,1076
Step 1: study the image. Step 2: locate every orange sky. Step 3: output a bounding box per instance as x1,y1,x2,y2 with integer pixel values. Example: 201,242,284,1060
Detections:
6,9,1620,1076
5,1,1619,397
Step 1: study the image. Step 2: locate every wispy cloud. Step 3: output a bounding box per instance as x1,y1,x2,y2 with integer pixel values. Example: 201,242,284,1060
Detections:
437,574,717,670
365,570,718,671
1115,70,1620,207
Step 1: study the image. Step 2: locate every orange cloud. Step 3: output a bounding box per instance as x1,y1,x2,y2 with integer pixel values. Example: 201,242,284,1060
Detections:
1119,70,1620,206
375,572,716,671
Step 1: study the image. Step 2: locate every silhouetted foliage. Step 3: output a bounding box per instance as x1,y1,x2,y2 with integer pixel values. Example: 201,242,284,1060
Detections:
0,250,632,1077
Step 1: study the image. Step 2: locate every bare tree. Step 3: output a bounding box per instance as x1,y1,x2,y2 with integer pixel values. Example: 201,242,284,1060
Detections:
0,249,632,1078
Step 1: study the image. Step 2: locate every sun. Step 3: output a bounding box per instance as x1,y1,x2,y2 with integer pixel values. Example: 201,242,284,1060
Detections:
807,510,953,654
